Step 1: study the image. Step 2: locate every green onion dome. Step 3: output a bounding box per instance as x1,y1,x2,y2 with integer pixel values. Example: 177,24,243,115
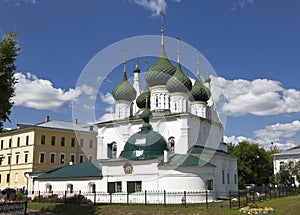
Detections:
190,75,210,102
166,63,192,93
146,46,176,87
112,70,137,102
119,108,168,160
136,83,150,109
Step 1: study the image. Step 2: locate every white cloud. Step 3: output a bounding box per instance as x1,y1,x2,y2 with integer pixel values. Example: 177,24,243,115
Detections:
211,76,300,116
98,92,115,122
100,92,115,106
132,0,167,16
231,0,255,11
2,0,37,6
224,135,255,145
225,120,300,151
13,72,94,111
131,0,180,17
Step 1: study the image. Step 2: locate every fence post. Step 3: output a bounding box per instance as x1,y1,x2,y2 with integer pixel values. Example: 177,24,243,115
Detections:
164,190,166,207
109,193,112,204
252,190,255,204
64,190,67,204
205,190,208,209
238,190,240,208
79,190,81,195
24,199,28,215
94,192,96,205
145,190,147,206
127,192,129,205
183,191,187,208
264,186,267,200
38,190,41,202
246,189,248,206
229,191,232,210
51,191,54,203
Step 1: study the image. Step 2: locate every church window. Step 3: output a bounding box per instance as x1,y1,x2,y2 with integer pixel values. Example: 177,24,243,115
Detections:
227,173,230,184
89,183,96,193
107,142,117,159
67,184,73,194
127,181,142,193
46,184,52,193
207,179,213,190
168,137,175,153
156,96,159,108
222,170,225,184
108,181,122,193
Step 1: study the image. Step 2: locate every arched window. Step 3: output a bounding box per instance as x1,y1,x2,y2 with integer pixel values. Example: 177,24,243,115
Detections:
168,137,175,153
45,184,52,193
67,184,73,194
207,179,214,190
108,141,117,159
112,143,117,159
89,182,96,193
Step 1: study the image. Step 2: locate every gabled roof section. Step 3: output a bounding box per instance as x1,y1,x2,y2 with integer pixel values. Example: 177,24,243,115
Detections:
188,145,236,158
36,161,102,180
18,120,96,133
273,147,300,156
159,154,215,167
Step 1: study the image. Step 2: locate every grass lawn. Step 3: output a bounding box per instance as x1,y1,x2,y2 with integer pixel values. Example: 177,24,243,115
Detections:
28,195,300,215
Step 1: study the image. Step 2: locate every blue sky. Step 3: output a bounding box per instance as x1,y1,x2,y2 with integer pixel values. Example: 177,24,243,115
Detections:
1,0,300,150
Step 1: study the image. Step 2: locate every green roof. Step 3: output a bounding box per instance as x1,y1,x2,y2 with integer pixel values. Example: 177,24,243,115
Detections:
160,154,216,167
166,63,192,93
146,45,176,87
112,70,136,102
136,86,150,109
188,145,236,158
36,161,102,180
190,75,210,102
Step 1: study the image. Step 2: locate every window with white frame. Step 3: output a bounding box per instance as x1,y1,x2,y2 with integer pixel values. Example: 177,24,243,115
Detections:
60,153,65,164
39,152,45,163
70,154,75,164
79,154,84,163
24,152,29,164
50,152,56,164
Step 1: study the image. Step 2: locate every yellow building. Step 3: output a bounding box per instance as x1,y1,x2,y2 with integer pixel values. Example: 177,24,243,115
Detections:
0,116,97,192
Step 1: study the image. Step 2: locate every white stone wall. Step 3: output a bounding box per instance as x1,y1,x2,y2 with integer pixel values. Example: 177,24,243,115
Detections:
115,100,132,120
150,86,170,111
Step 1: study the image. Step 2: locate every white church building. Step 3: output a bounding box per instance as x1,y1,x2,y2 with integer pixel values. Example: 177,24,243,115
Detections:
33,20,238,202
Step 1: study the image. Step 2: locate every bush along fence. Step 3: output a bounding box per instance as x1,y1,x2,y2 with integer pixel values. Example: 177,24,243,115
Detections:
28,186,296,210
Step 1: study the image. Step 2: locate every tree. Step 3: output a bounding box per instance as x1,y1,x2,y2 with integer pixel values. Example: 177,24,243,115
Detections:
228,141,273,187
275,161,300,186
0,32,19,131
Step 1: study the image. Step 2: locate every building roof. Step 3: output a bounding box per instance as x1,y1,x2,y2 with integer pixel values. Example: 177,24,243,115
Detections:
36,161,102,180
159,154,216,167
146,45,176,87
190,75,210,102
166,63,192,93
188,145,236,158
112,69,137,102
273,147,300,156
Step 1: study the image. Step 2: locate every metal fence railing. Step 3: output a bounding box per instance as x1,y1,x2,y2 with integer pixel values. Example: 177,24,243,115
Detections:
28,186,297,210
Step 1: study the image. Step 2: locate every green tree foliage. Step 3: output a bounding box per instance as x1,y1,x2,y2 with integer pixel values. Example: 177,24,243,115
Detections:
228,141,273,187
275,161,300,186
0,32,19,131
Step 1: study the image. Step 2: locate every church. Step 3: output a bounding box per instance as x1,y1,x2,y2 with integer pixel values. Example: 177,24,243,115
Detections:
33,18,238,202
